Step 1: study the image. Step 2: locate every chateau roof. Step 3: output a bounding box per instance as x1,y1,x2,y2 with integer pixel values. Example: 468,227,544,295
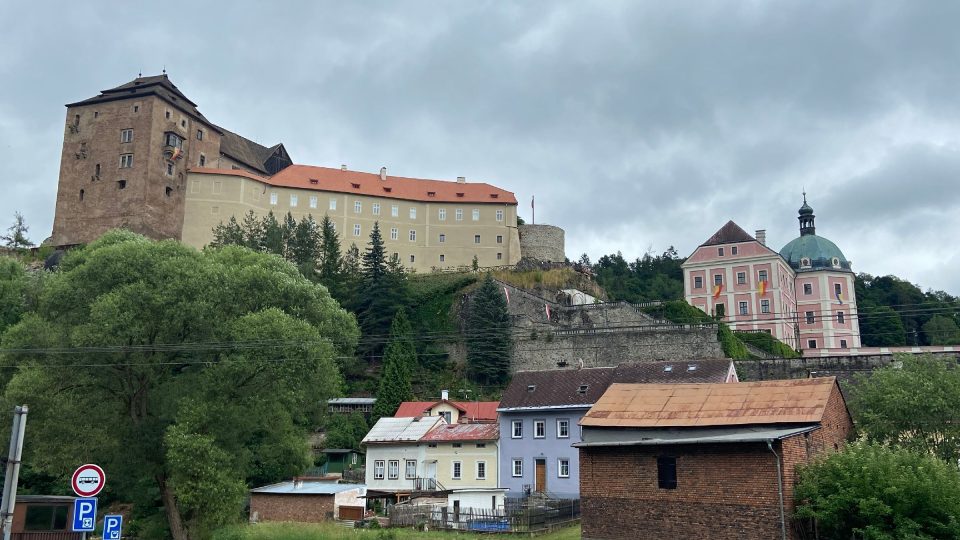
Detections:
580,377,839,428
218,127,285,175
498,359,736,411
700,220,756,247
190,165,518,205
67,74,217,128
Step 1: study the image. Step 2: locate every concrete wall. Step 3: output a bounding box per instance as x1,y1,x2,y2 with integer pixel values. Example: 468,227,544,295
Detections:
518,224,565,262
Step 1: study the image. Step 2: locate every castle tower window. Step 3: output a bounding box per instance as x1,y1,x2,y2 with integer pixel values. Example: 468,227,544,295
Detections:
731,246,738,255
79,189,84,201
94,163,101,178
119,154,134,168
199,154,206,167
165,110,171,119
165,186,173,197
196,129,203,141
117,180,127,190
837,312,845,324
120,129,133,143
133,105,139,113
164,132,184,149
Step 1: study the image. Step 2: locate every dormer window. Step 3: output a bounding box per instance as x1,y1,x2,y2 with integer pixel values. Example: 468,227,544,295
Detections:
456,193,464,198
800,257,811,268
527,385,536,392
577,384,589,394
309,178,319,185
384,187,392,193
427,191,436,197
831,257,840,268
490,194,499,199
351,183,360,189
687,365,697,371
663,365,673,372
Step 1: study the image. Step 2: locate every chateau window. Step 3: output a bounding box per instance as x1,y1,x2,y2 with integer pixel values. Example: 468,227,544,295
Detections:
270,193,278,205
714,274,722,286
739,302,748,315
497,252,502,260
388,460,399,480
354,201,362,213
715,304,725,318
439,254,445,262
439,234,445,243
806,311,815,324
196,129,203,141
737,272,746,285
409,230,416,242
79,189,84,201
309,196,317,209
373,460,385,480
409,254,415,263
213,181,222,194
808,339,818,349
657,457,677,489
119,154,134,168
180,119,187,128
718,247,724,256
474,234,481,244
409,208,417,219
497,235,503,244
94,163,101,177
512,420,522,439
758,270,768,282
327,199,336,211
558,459,570,478
476,461,486,480
164,132,183,149
694,276,703,289
290,195,298,207
837,311,845,324
390,228,398,240
120,129,133,143
512,459,523,477
372,203,380,215
534,420,546,439
199,154,206,167
840,339,848,348
391,205,399,217
804,283,812,295
496,210,504,222
557,419,570,438
133,105,139,113
456,209,463,221
165,110,171,119
353,224,361,237
117,180,127,190
761,299,770,313
439,208,446,220
166,163,174,176
472,209,480,221
405,460,417,479
731,246,738,255
834,283,842,297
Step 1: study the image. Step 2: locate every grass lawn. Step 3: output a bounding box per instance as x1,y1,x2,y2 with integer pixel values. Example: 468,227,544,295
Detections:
214,521,580,540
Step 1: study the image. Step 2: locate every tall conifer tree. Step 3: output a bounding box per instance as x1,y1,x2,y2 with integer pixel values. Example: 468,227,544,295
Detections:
467,273,512,385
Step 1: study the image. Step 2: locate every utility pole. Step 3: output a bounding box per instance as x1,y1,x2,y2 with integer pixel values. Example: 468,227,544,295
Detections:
0,405,28,540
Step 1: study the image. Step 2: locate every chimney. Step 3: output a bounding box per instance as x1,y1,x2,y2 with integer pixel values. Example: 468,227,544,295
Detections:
340,164,347,171
456,176,466,184
441,389,449,401
379,167,387,181
756,229,766,246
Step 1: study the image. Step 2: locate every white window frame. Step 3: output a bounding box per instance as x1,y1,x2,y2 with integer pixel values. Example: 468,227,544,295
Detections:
758,270,768,282
439,254,445,262
496,209,503,222
511,420,522,439
557,419,570,438
374,460,385,480
329,198,337,211
372,203,381,215
512,459,523,477
472,209,480,221
737,272,746,285
694,276,703,289
838,311,845,324
388,460,400,480
409,230,416,242
353,224,361,237
534,419,546,439
808,339,818,349
119,154,134,168
390,227,398,240
804,283,813,295
474,234,481,244
739,302,748,315
309,196,318,209
558,458,570,478
439,234,445,243
354,201,362,214
409,207,417,219
391,205,399,217
439,208,446,221
120,129,133,143
455,208,463,221
476,461,487,480
405,459,417,479
290,194,298,207
761,299,770,314
270,192,278,205
452,461,462,480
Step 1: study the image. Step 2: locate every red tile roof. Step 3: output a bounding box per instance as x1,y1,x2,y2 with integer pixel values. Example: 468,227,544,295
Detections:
581,377,840,428
421,423,500,442
394,400,500,422
190,165,517,205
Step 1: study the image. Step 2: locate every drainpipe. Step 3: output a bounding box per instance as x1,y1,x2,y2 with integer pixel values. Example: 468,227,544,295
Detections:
767,440,787,540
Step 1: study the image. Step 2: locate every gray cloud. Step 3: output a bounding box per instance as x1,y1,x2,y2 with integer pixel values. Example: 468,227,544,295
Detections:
1,0,959,293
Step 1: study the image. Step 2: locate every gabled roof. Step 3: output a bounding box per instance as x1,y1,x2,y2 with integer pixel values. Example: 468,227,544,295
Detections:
581,377,840,428
700,220,756,247
421,423,499,442
218,127,289,175
394,401,499,422
362,416,444,444
67,74,216,127
498,359,736,411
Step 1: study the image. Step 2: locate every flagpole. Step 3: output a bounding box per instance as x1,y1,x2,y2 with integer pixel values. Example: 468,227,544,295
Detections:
531,195,535,225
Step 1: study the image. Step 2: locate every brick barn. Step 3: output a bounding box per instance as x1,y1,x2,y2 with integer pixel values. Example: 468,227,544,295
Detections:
576,377,852,540
249,480,366,523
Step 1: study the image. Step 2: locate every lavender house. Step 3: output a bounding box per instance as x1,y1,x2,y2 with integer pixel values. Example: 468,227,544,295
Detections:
497,359,737,499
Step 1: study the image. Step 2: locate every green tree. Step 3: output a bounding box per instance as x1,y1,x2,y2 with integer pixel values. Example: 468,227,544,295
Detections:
281,212,298,259
261,211,284,256
858,304,907,346
317,215,343,282
0,257,27,336
852,355,960,462
239,210,265,251
795,442,960,540
0,231,358,540
324,412,369,451
372,310,416,419
467,273,512,386
923,314,960,345
356,223,408,358
2,212,32,250
209,216,243,248
289,214,321,269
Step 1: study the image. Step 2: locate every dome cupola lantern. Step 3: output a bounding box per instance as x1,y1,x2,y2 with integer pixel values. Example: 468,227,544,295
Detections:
798,192,815,236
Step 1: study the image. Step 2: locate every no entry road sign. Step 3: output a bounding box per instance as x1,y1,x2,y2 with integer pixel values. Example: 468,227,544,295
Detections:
71,463,106,497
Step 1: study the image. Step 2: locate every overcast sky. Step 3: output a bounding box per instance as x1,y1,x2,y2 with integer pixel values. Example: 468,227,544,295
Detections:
2,1,959,294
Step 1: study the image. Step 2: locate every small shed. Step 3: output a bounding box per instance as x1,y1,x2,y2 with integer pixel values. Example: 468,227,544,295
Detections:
322,448,365,474
11,495,83,539
250,481,366,523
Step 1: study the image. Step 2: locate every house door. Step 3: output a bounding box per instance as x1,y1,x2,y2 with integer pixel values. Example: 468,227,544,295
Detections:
534,459,546,493
425,461,437,490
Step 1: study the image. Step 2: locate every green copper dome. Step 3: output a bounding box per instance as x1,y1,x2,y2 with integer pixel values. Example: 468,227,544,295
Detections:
780,195,851,272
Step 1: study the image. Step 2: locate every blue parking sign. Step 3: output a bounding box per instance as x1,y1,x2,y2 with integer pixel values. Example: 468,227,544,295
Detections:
72,497,97,532
103,514,123,539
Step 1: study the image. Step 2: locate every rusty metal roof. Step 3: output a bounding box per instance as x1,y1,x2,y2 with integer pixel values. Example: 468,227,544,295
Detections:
580,377,838,428
421,423,499,442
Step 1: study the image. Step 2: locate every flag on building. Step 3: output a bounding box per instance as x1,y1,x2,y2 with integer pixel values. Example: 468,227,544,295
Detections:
836,290,844,304
713,284,723,299
545,303,551,320
758,281,767,296
503,286,510,305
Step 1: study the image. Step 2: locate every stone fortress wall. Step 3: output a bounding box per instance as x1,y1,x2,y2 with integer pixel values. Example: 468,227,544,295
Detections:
518,224,565,262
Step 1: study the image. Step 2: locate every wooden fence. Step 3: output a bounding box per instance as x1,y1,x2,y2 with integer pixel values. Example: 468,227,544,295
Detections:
388,498,579,533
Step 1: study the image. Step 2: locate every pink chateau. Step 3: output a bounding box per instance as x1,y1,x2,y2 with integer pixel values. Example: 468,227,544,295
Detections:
682,197,861,352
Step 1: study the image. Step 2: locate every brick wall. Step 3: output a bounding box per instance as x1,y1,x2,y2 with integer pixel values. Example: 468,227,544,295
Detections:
249,494,334,523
